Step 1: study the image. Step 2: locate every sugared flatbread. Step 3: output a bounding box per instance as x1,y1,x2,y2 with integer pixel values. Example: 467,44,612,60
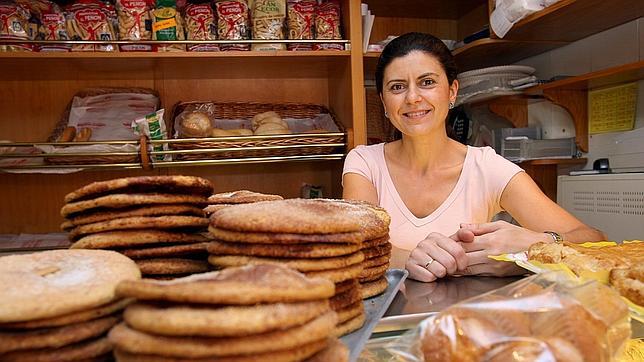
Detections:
334,311,365,337
124,300,329,337
68,216,209,240
70,230,208,249
114,339,327,362
208,226,363,244
329,284,361,311
208,190,283,204
211,199,363,234
109,312,336,357
0,316,119,354
61,204,205,231
360,277,388,299
116,264,335,304
135,258,210,276
207,240,361,258
61,194,208,218
304,264,364,284
362,242,392,259
0,299,131,330
0,250,140,323
0,337,112,362
120,243,208,260
64,176,213,203
208,252,364,272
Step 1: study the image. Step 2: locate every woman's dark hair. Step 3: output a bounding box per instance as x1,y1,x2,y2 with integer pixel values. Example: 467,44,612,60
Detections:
375,32,458,95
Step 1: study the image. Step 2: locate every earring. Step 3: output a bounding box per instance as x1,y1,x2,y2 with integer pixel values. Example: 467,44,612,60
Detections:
449,102,455,109
384,111,389,118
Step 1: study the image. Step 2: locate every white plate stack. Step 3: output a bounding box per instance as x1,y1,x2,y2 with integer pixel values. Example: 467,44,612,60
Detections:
456,65,537,106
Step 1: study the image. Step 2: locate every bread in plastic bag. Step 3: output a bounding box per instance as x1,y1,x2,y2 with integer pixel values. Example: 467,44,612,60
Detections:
384,272,631,362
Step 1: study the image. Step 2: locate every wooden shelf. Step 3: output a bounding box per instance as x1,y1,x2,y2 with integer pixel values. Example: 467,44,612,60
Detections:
451,38,564,72
362,0,486,20
526,60,644,93
0,50,351,59
502,0,644,42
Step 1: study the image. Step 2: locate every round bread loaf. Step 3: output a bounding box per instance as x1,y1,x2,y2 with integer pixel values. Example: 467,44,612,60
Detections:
180,111,212,137
0,249,141,323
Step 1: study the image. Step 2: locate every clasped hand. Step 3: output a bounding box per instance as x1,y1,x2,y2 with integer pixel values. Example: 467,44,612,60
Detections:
406,221,543,282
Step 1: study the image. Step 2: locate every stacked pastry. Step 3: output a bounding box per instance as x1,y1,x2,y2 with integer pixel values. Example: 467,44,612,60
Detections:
204,189,284,216
0,249,140,361
109,264,348,361
63,176,213,279
207,198,368,336
341,200,392,299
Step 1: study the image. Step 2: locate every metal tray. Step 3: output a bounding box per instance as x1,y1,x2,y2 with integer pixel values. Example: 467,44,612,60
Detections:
340,268,408,362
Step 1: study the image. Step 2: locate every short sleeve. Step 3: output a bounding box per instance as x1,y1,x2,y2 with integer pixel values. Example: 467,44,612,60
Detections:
481,147,524,205
342,145,375,186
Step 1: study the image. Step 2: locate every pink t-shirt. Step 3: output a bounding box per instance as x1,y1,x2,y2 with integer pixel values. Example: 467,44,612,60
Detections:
343,143,523,266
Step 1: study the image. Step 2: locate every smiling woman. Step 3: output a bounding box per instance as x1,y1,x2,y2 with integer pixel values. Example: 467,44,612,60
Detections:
342,32,605,283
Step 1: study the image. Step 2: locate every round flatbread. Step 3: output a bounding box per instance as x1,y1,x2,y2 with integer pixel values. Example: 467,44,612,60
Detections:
207,240,361,259
0,249,140,323
61,204,205,231
304,263,364,283
0,315,119,354
61,194,208,218
116,264,335,304
135,258,210,276
114,339,327,362
121,243,208,260
208,252,364,272
211,199,363,234
334,312,365,337
0,337,112,362
362,235,390,249
70,230,208,249
68,216,209,240
358,263,389,282
208,226,363,244
124,300,329,337
318,199,389,240
335,301,364,324
362,254,391,269
64,176,213,203
334,279,358,295
208,190,283,204
360,277,388,299
109,311,337,358
330,284,361,311
362,242,392,259
0,299,131,330
336,199,391,228
204,204,233,215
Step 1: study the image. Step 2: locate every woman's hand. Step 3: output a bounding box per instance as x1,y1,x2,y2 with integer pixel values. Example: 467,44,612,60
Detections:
456,220,546,276
405,232,468,282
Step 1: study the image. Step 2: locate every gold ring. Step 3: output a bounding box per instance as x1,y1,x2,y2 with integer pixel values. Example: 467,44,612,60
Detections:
424,258,434,269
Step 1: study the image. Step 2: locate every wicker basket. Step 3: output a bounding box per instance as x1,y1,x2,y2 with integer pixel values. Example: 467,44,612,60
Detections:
44,87,159,165
169,101,346,160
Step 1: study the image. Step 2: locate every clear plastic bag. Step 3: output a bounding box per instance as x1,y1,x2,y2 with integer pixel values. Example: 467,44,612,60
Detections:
385,272,631,362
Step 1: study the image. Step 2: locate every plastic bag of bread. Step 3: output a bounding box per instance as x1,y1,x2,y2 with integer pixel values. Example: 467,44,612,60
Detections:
385,272,632,362
175,110,213,138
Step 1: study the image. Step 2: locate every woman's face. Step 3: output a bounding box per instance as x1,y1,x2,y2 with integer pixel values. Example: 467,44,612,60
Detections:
380,50,458,138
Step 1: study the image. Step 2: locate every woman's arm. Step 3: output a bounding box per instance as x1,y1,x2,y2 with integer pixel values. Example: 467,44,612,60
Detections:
342,173,379,205
501,172,607,242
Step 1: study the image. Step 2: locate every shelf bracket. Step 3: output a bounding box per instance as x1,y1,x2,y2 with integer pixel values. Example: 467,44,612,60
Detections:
542,88,588,152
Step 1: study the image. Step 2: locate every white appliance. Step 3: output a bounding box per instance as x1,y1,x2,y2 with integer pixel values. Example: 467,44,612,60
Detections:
557,173,644,242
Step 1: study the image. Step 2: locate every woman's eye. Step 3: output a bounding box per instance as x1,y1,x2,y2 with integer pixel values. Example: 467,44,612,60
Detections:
390,83,405,92
421,79,435,87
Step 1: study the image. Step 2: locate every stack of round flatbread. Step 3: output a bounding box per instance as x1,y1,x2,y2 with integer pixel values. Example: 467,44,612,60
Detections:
62,176,213,279
110,264,348,362
207,198,383,336
338,200,392,299
204,190,284,216
0,249,140,361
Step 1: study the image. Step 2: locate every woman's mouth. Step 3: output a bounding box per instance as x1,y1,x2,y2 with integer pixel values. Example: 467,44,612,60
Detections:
403,110,430,119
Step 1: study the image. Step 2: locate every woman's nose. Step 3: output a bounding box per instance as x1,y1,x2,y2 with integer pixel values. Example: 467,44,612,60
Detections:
405,84,421,103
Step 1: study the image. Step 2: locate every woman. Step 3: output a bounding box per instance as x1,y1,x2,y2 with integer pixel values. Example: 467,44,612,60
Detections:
342,32,605,282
